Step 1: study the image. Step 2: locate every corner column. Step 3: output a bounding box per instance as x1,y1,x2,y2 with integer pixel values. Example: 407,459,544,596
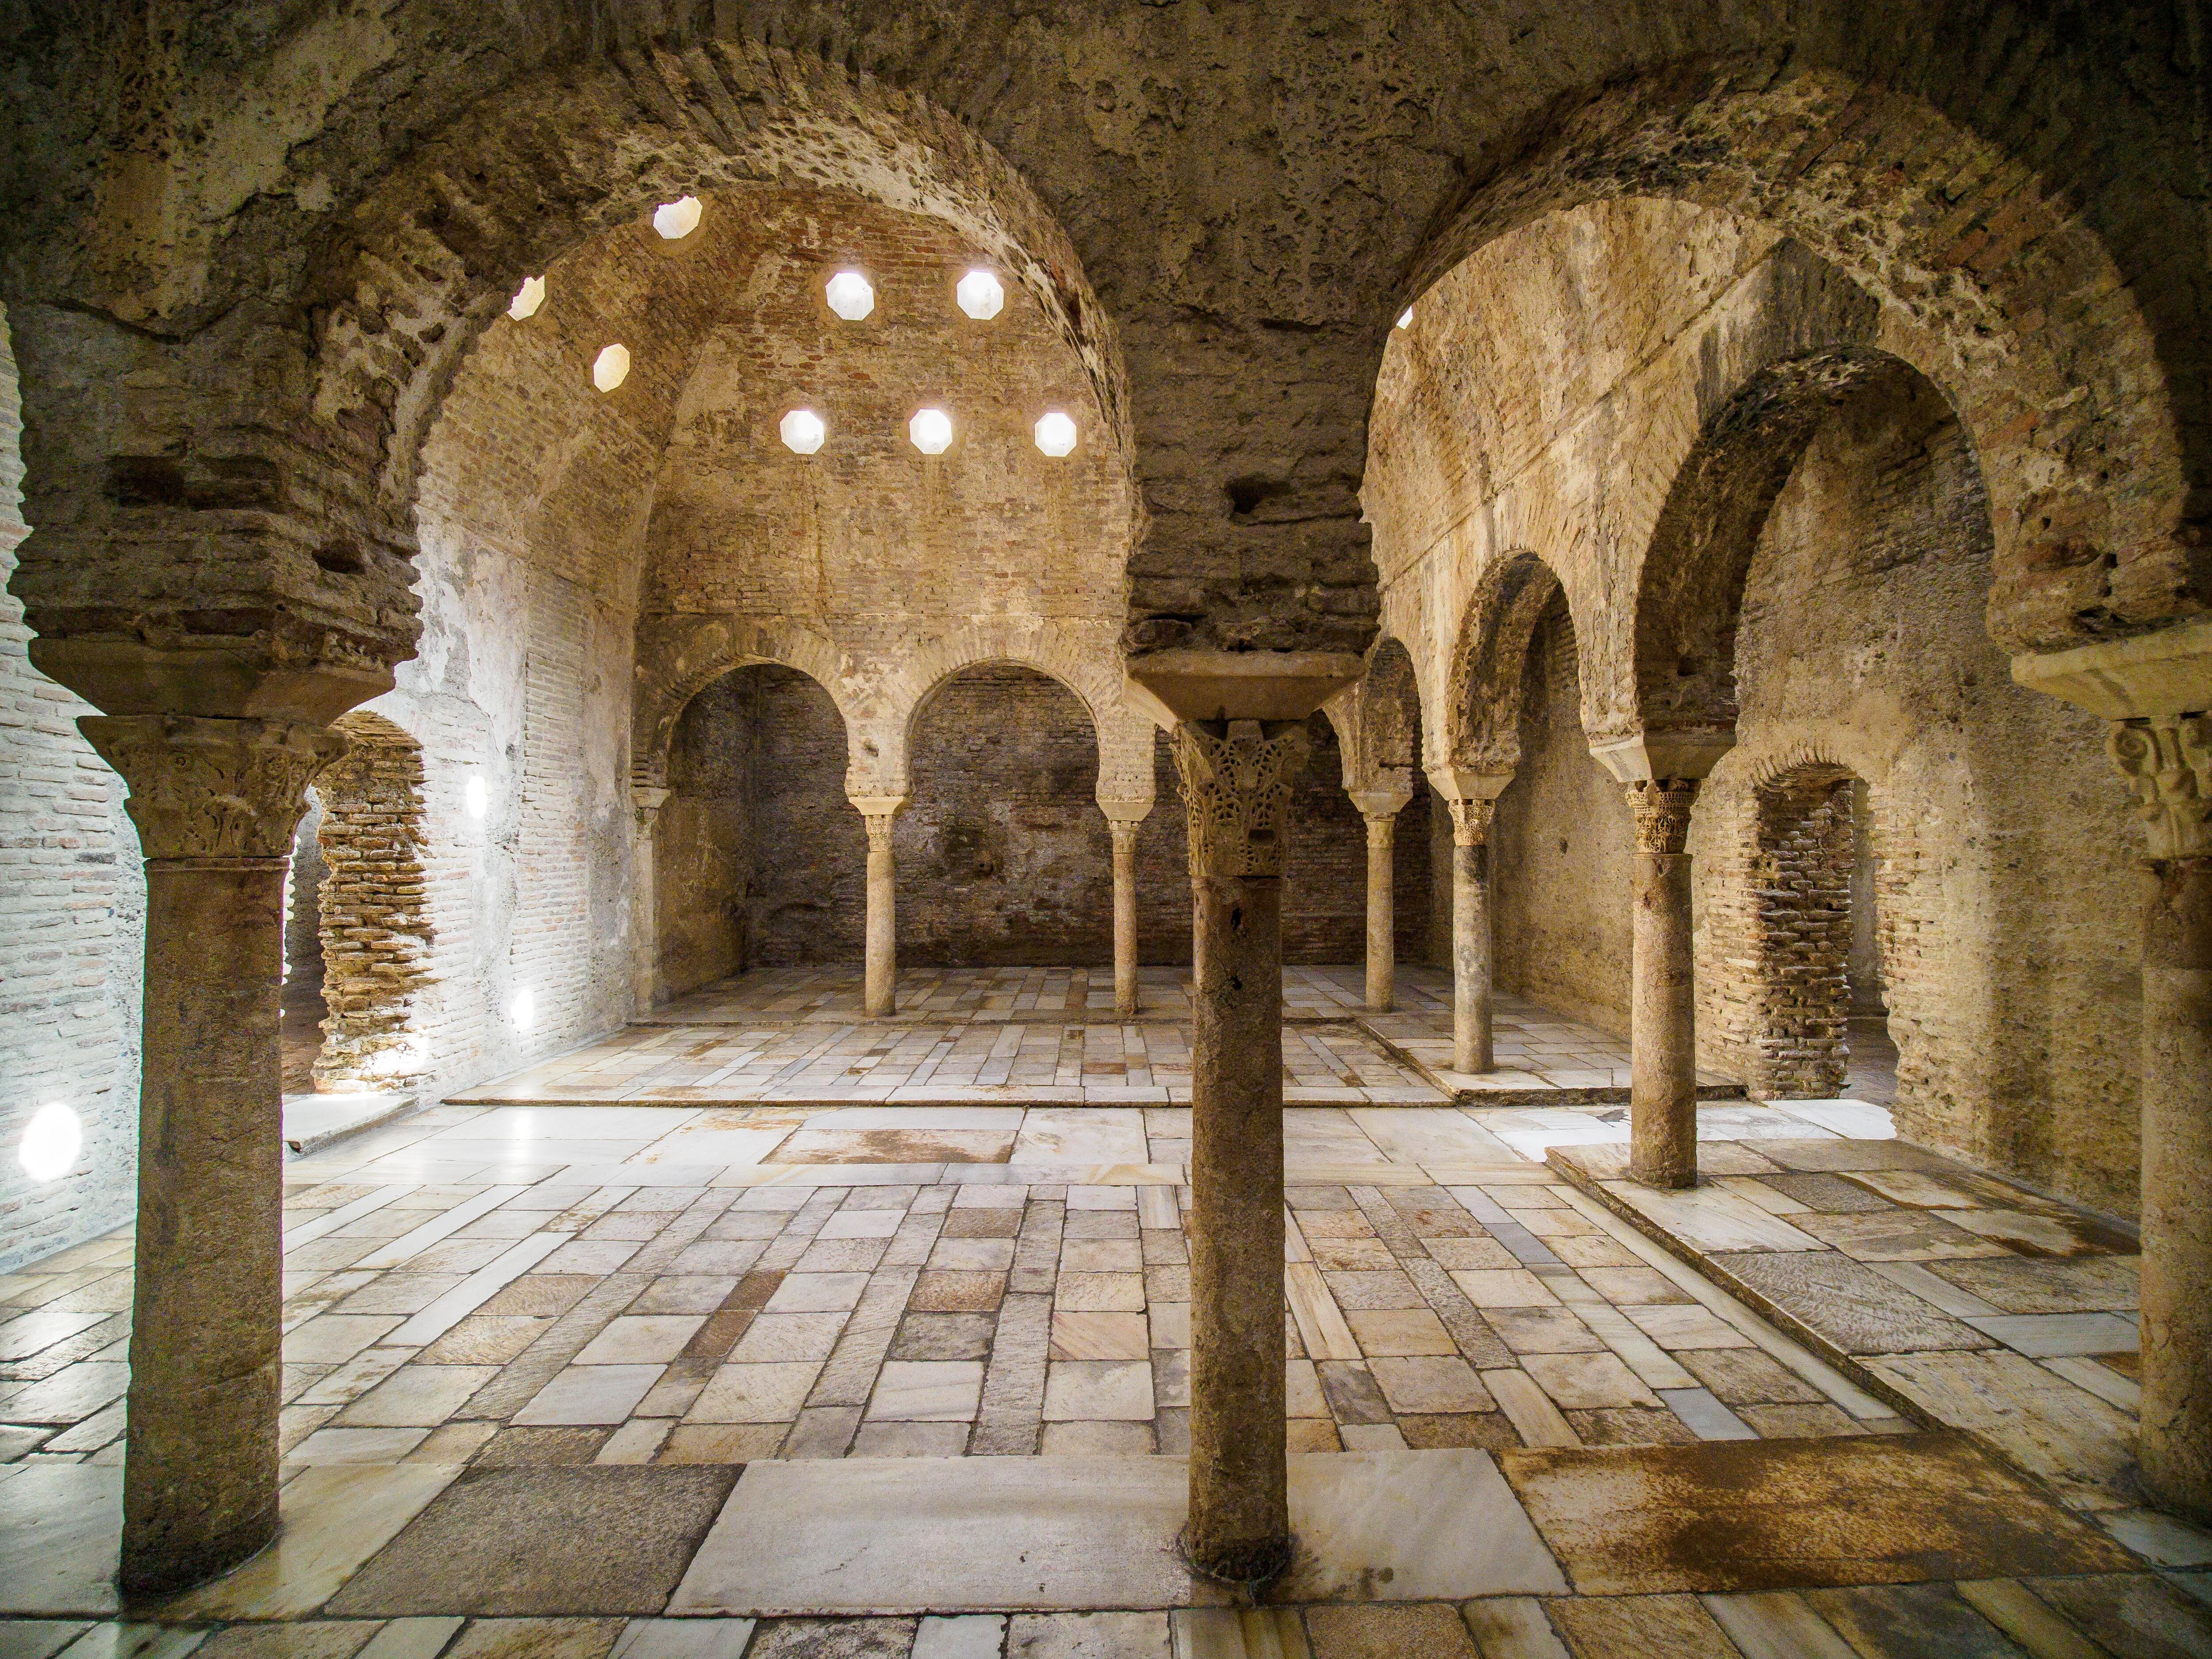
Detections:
852,793,907,1018
2109,714,2212,1520
630,783,671,1016
79,714,344,1596
1349,789,1411,1013
1171,718,1309,1583
1101,799,1150,1018
1627,778,1701,1188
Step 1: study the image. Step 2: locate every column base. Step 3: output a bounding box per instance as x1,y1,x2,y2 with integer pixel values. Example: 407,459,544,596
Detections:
120,1507,278,1601
1627,1158,1699,1191
1180,1527,1294,1587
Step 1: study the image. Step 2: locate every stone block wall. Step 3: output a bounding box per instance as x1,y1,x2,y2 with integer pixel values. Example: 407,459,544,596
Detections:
1492,597,1635,1035
0,307,144,1270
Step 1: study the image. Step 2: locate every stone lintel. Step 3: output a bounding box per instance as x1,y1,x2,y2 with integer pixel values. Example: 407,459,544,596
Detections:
1125,648,1365,724
1425,765,1514,804
1589,730,1735,785
2010,616,2212,719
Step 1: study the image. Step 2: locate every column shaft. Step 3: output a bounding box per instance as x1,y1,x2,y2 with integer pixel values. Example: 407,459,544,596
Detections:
1363,814,1396,1013
631,787,669,1015
1172,719,1306,1585
864,819,897,1017
81,714,339,1596
1187,867,1288,1573
1452,833,1493,1074
1111,819,1141,1018
1628,780,1699,1188
2140,855,2212,1518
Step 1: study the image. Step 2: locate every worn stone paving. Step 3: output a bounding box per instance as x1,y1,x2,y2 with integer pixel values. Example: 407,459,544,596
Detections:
1552,1136,2154,1519
2,981,2207,1655
463,968,1740,1106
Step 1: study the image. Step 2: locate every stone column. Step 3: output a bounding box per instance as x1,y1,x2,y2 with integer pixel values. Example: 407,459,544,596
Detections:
1348,789,1411,1013
1429,771,1511,1075
1103,809,1146,1017
852,794,907,1017
2108,714,2212,1520
1448,799,1495,1075
79,714,344,1596
1171,718,1309,1583
1628,778,1701,1189
630,784,671,1016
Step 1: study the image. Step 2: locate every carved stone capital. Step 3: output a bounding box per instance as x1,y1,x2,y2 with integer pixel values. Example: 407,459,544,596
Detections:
80,714,346,862
1445,797,1494,849
1108,817,1142,856
1362,812,1399,854
1171,718,1309,879
1628,777,1699,855
2108,714,2212,860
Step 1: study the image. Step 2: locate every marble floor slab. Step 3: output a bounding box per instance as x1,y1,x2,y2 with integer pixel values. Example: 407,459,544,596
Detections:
1499,1432,2135,1597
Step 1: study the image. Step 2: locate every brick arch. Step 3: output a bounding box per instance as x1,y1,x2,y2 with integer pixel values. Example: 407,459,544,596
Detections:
881,623,1129,787
632,617,853,791
1327,635,1423,796
306,40,1128,559
1441,550,1578,775
1627,345,1972,747
1398,59,2195,658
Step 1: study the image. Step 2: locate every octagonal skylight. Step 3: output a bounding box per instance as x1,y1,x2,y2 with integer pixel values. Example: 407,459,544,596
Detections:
508,276,545,320
591,344,630,392
956,269,1005,321
653,196,703,240
1034,411,1078,457
781,408,826,455
909,408,953,455
826,271,876,321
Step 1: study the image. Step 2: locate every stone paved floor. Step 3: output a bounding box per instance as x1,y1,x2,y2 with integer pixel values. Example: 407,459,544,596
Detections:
2,973,2208,1655
462,967,1739,1106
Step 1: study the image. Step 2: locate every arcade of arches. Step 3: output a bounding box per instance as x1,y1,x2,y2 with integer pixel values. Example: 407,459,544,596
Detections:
1,8,2210,1652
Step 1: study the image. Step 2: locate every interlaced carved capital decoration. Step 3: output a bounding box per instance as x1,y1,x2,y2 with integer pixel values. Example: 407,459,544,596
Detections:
80,714,346,861
2108,714,2212,860
1445,797,1494,850
1628,777,1700,855
1171,719,1308,879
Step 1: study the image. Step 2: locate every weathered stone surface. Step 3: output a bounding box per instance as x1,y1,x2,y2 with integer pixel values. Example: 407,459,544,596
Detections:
1709,1251,1996,1355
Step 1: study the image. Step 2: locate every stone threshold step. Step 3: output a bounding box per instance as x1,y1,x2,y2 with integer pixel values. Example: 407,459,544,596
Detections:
283,1092,420,1156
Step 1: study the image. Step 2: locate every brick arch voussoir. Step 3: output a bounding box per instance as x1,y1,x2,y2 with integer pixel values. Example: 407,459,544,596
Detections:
307,40,1129,538
1404,57,2193,655
633,618,854,791
1443,549,1578,775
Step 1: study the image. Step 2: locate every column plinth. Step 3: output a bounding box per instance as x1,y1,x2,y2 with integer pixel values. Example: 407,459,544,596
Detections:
1171,718,1306,1585
1628,777,1700,1190
79,713,345,1596
2109,714,2212,1520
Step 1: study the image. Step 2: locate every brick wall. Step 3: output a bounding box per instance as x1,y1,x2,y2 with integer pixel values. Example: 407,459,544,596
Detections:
0,307,144,1270
312,714,434,1090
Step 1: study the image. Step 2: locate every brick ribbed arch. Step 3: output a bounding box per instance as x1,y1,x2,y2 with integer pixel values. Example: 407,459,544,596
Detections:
1398,60,2195,660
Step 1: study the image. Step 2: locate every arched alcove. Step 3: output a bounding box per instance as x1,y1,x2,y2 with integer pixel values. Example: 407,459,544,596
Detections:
658,663,862,990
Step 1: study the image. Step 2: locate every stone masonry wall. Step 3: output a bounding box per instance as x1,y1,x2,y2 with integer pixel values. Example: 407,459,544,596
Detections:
1751,769,1855,1097
0,305,143,1271
1688,369,2137,1214
1493,596,1635,1036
